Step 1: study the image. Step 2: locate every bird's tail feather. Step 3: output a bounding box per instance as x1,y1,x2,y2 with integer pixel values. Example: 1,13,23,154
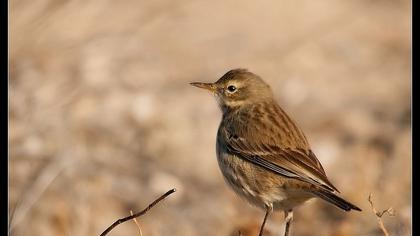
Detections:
311,189,362,212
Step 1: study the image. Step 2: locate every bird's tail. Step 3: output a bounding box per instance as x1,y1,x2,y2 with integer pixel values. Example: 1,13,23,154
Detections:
311,189,362,212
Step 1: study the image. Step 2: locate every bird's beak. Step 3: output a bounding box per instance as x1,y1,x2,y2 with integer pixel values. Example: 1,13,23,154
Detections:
189,82,217,93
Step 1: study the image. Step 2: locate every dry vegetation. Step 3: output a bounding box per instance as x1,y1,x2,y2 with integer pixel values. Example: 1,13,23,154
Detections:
9,0,410,235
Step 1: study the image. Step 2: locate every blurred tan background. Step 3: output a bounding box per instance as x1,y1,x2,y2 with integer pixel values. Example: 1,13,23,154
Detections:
9,0,411,235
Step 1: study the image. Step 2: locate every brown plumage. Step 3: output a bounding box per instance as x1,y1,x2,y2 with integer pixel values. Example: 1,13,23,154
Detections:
190,69,361,236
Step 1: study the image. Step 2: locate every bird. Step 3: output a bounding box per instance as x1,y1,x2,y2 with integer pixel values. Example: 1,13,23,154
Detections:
190,69,361,236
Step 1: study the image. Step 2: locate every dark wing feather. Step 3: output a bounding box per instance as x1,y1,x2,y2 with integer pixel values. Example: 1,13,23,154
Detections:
220,103,339,192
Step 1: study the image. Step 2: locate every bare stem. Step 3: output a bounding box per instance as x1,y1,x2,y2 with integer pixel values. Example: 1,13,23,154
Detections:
99,188,176,236
130,210,143,236
368,193,395,236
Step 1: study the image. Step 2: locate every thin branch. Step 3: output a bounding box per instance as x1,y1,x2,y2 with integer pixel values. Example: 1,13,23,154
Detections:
100,188,176,236
130,210,143,236
368,193,395,236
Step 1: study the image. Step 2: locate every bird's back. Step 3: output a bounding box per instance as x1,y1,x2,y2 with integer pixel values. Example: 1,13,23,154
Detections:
218,100,339,192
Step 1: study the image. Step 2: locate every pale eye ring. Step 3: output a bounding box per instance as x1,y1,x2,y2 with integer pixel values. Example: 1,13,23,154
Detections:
227,85,237,93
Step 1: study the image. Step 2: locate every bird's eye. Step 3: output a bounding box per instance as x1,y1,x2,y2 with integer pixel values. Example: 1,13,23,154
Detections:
227,85,237,93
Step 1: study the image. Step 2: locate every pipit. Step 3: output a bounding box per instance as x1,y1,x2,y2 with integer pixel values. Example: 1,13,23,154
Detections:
190,69,361,236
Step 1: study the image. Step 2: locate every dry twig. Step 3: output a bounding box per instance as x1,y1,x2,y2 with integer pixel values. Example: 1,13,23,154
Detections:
368,193,395,236
130,210,143,236
99,188,176,236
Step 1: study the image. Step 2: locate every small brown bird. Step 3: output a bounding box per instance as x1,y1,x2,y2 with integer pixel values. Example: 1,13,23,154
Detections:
190,69,361,236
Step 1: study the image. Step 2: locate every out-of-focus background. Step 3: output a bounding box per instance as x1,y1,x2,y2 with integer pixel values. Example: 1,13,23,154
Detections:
9,0,411,235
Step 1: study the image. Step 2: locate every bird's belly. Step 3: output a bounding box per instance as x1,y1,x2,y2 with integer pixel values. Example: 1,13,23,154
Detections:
216,147,313,210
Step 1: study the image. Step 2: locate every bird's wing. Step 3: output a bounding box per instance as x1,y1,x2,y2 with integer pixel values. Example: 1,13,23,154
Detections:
220,111,339,192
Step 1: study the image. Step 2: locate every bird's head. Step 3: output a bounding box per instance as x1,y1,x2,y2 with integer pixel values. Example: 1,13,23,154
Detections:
190,69,274,111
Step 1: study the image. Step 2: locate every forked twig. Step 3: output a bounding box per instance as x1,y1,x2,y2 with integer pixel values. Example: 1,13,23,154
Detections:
130,210,143,236
368,193,395,236
100,188,176,236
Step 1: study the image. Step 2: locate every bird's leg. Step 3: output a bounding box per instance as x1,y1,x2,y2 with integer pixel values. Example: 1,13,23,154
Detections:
284,209,293,236
258,204,273,236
